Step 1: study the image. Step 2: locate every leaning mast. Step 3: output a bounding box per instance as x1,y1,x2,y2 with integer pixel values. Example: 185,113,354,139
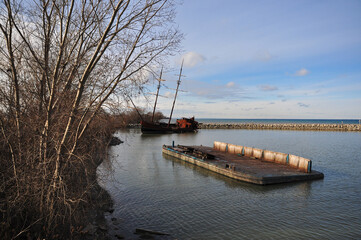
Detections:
168,60,184,127
151,68,164,123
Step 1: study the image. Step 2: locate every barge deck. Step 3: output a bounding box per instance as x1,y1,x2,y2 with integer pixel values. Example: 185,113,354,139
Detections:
162,142,324,185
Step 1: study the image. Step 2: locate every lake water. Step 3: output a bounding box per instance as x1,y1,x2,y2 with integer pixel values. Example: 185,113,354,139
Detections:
98,129,361,239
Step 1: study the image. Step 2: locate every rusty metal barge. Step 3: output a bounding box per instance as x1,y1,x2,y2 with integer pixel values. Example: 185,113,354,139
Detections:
162,141,324,185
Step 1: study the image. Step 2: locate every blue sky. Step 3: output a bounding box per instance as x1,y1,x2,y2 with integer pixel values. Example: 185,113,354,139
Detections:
146,0,361,119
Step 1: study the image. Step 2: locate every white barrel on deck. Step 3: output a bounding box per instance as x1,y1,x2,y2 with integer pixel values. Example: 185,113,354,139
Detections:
213,141,312,173
227,143,236,154
274,152,288,164
299,157,311,173
289,154,300,168
214,141,227,152
263,150,276,162
252,148,263,159
243,146,253,157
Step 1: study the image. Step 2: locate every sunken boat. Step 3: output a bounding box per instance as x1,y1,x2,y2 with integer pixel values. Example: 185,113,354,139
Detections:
141,117,198,133
141,61,198,134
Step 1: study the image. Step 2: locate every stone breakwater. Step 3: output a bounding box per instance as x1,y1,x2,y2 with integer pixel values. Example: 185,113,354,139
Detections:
198,123,361,131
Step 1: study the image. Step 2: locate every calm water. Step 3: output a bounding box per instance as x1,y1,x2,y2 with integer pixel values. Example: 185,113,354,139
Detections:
98,129,361,239
198,118,361,124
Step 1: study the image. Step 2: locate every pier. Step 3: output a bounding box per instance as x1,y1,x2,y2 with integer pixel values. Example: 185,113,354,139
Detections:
198,123,361,131
162,141,324,185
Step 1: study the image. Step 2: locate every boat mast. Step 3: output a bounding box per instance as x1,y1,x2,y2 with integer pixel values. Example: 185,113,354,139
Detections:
152,67,163,123
126,95,144,122
168,60,184,127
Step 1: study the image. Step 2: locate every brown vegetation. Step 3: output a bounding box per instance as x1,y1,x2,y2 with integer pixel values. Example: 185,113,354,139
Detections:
0,0,180,238
1,111,115,239
109,108,166,128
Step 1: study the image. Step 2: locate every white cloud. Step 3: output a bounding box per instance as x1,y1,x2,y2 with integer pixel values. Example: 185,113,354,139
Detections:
294,68,310,76
256,50,272,62
181,52,205,68
164,91,173,98
226,81,235,88
182,79,244,100
259,85,278,91
298,102,310,108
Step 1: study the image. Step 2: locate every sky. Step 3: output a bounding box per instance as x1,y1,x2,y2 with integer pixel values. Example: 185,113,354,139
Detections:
143,0,361,119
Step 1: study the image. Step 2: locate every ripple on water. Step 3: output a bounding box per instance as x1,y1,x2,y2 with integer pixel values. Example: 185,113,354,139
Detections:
98,129,361,239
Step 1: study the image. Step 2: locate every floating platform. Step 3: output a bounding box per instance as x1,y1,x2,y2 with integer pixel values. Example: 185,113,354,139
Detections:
162,141,324,185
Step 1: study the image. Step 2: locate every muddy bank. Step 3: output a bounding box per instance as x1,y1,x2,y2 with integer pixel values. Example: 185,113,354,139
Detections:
60,137,123,239
198,123,361,131
83,136,127,239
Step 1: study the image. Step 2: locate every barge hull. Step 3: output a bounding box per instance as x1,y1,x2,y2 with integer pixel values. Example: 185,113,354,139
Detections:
162,145,324,185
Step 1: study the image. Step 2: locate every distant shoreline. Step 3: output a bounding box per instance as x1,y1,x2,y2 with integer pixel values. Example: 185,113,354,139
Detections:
198,123,361,131
127,122,361,131
196,118,361,125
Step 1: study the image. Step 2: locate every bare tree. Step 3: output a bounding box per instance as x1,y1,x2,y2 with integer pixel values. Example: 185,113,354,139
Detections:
0,0,181,238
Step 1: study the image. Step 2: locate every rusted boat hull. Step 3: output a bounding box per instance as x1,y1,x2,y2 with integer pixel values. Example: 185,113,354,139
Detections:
141,117,198,134
141,121,175,133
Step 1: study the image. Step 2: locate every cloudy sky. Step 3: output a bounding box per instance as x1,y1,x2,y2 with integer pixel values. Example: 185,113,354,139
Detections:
146,0,361,119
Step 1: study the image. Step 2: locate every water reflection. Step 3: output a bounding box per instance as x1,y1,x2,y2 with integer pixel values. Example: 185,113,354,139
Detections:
98,129,361,239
